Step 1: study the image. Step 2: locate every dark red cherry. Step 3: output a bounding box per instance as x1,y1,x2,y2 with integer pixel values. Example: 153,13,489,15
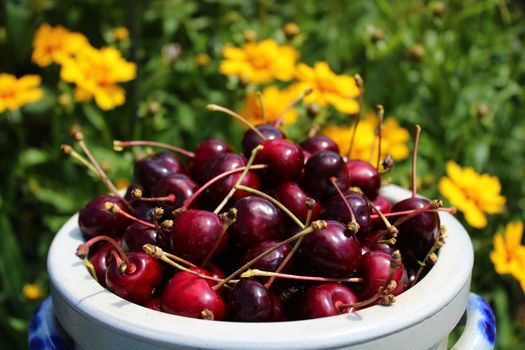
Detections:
105,252,163,305
346,160,381,200
79,195,131,239
241,124,286,158
229,196,285,251
322,191,372,233
240,240,294,275
269,291,286,321
274,182,321,225
88,241,117,287
121,222,169,252
372,195,392,229
124,184,145,208
227,279,272,322
199,153,261,205
161,267,226,320
391,197,440,264
190,139,233,178
255,139,304,184
357,250,408,300
144,297,161,311
134,152,184,191
152,173,198,212
171,209,227,265
302,151,350,200
299,283,359,319
298,220,361,277
300,135,339,155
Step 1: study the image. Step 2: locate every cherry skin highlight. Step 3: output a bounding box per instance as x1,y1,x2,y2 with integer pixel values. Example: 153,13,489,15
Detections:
322,191,372,233
227,279,272,322
255,138,304,184
299,283,359,319
300,135,340,155
274,182,321,225
241,124,285,158
79,195,131,239
190,139,233,178
346,160,381,200
134,152,184,191
302,151,350,200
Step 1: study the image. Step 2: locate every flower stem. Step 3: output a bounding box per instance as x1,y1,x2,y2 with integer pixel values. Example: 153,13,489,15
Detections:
113,140,195,158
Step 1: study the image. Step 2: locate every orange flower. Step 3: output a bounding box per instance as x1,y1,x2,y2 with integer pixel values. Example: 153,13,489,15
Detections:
0,74,43,112
239,85,300,126
32,24,89,67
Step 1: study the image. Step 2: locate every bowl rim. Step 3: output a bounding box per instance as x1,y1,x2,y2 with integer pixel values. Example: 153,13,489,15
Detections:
48,184,473,349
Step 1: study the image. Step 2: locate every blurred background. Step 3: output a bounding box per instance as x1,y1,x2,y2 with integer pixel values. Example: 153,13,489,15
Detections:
1,0,524,348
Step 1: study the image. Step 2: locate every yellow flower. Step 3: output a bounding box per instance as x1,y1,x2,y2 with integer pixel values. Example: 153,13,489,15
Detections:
0,74,43,113
60,46,136,110
438,161,506,228
239,85,300,126
322,114,410,162
23,283,43,300
219,39,298,84
490,221,525,293
195,53,211,66
291,61,359,114
114,27,129,41
32,23,89,67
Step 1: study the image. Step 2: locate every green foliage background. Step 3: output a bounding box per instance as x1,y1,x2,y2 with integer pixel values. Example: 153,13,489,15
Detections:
1,0,524,348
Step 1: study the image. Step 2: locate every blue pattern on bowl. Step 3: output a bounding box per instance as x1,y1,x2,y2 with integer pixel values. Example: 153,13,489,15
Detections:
28,297,73,350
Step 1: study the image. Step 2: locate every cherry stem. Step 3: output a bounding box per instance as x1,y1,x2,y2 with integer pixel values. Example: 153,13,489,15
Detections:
61,144,98,175
200,208,237,267
375,104,384,170
264,198,316,289
330,177,359,232
347,74,364,159
181,164,268,211
213,144,263,214
370,206,456,220
207,104,267,140
142,244,235,284
72,130,121,199
236,184,305,230
411,230,446,286
105,201,156,229
76,235,130,267
131,188,176,203
214,220,327,290
274,87,313,128
368,200,395,231
113,140,195,158
244,269,362,284
256,91,267,124
411,125,422,198
307,123,321,138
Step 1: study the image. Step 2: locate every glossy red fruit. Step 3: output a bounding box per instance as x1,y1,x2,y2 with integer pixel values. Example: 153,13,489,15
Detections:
152,173,198,212
229,196,285,251
227,279,272,322
298,220,362,277
255,138,304,184
241,124,285,158
134,152,184,191
300,283,359,319
121,222,169,252
240,240,294,275
391,197,440,264
190,139,233,178
300,135,340,155
161,267,226,320
372,195,392,229
346,160,381,200
357,250,408,300
105,252,163,305
79,195,131,239
88,241,117,287
171,209,227,265
322,191,372,233
274,182,321,226
144,297,161,311
302,151,350,200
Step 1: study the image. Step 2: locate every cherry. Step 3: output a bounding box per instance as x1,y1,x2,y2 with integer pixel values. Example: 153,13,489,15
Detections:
299,283,359,319
274,182,321,226
171,209,227,265
161,267,226,320
241,124,285,158
124,184,145,208
144,297,161,311
300,135,339,155
255,139,304,184
199,153,261,206
269,291,286,322
190,139,233,178
121,222,169,252
240,240,294,275
105,251,163,305
134,152,184,191
346,160,381,200
302,151,350,200
227,279,272,322
372,195,392,229
87,241,117,287
357,250,408,300
229,196,285,251
298,220,361,277
152,173,198,212
322,191,372,233
79,195,131,239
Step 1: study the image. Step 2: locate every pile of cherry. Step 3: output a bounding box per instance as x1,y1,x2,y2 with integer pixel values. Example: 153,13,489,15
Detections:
71,111,449,322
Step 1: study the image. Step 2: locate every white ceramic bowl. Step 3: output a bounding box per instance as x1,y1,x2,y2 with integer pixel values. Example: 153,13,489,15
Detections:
48,185,474,350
